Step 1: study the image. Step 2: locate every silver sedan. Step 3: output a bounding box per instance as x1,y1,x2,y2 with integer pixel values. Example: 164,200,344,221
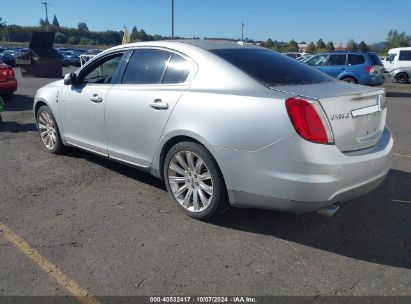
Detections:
33,40,393,219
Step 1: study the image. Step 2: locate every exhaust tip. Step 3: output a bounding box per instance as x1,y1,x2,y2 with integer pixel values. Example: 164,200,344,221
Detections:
317,203,340,217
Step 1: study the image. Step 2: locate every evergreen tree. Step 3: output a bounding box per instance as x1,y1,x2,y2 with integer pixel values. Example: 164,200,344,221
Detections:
359,41,368,52
326,41,335,51
130,26,140,41
305,42,316,54
52,15,60,27
346,39,357,51
316,39,326,49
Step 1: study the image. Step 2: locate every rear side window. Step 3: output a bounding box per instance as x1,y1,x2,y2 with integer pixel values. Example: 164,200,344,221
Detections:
122,49,171,84
348,54,365,65
369,53,383,66
163,54,191,84
211,48,334,87
327,54,347,66
399,51,411,61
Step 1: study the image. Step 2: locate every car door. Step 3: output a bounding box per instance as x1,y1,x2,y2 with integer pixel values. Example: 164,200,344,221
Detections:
59,52,125,155
105,48,194,168
319,54,348,78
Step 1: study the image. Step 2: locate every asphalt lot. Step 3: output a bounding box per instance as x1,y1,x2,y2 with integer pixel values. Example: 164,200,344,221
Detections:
0,67,410,297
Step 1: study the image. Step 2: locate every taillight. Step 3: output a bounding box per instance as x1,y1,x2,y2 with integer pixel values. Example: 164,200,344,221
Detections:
285,97,334,144
0,68,14,78
364,66,375,74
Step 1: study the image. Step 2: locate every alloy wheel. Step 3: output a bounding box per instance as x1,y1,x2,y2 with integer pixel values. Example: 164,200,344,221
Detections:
168,151,214,213
38,111,57,150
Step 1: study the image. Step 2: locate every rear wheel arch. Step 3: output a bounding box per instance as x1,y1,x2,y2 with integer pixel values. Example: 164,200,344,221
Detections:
341,76,358,84
159,136,209,180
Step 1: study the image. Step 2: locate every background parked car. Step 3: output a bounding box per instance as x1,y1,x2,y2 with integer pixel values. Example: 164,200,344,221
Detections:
0,53,17,67
0,62,17,98
304,51,385,85
389,66,411,84
283,52,303,59
64,50,81,66
384,47,411,72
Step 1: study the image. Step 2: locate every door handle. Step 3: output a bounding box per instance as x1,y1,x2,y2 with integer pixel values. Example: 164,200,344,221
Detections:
149,99,169,110
90,94,103,103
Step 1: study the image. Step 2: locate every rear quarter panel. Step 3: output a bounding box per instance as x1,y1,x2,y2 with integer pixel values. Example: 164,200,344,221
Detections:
160,90,295,152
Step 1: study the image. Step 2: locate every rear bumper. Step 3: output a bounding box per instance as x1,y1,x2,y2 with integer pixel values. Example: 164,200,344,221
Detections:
368,75,385,85
211,127,393,214
0,79,17,93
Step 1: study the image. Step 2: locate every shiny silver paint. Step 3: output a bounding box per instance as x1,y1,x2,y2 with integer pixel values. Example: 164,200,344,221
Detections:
34,41,393,214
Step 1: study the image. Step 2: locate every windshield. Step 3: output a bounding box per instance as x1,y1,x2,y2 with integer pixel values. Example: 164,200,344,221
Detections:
211,48,334,87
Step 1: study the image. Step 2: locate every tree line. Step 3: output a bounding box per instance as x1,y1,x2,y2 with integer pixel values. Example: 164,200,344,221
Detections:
1,15,410,52
260,30,410,54
0,15,170,46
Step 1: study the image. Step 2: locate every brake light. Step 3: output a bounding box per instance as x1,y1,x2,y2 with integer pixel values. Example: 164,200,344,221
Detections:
364,66,375,74
285,98,334,144
0,67,14,78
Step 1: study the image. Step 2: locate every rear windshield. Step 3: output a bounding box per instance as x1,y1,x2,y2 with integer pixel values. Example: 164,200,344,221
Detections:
211,48,334,87
369,53,383,66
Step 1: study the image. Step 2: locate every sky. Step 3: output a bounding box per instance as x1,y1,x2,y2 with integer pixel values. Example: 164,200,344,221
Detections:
1,0,410,43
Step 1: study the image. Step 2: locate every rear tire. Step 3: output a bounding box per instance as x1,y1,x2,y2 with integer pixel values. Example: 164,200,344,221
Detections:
36,105,65,154
342,77,357,84
164,141,229,220
395,73,409,84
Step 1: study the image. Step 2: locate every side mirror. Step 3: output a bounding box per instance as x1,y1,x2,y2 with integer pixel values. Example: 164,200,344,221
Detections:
64,73,76,85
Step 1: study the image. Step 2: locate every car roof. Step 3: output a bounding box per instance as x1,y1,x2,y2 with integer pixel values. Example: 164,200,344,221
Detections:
110,39,260,52
315,51,376,55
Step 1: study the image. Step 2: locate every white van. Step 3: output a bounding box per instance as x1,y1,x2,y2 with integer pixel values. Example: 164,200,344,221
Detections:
384,47,411,72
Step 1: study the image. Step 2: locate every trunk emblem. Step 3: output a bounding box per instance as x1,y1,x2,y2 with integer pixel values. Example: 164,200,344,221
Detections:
329,113,350,121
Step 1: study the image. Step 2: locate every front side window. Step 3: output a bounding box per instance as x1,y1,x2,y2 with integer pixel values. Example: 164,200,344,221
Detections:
348,54,365,65
81,53,123,84
399,51,411,61
122,49,171,84
327,54,347,66
386,53,396,62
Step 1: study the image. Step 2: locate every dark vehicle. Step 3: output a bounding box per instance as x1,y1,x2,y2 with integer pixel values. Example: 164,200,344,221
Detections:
0,53,16,67
64,51,81,66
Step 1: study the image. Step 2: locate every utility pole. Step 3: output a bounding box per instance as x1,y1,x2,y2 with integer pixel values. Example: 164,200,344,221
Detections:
171,0,175,38
241,22,244,42
41,1,50,23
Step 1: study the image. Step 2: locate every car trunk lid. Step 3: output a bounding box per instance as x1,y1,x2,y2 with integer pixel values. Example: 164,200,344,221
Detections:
274,82,387,152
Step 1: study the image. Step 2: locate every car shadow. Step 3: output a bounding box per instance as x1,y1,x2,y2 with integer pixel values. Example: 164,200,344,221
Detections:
63,148,166,191
0,121,37,133
207,168,411,270
386,91,411,98
4,94,34,111
61,147,411,270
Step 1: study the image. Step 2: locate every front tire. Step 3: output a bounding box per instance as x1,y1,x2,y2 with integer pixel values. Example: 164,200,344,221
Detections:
36,105,65,154
395,73,409,84
164,141,228,220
